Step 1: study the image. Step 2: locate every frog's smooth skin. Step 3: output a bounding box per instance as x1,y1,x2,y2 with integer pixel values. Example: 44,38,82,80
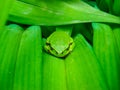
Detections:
44,30,75,57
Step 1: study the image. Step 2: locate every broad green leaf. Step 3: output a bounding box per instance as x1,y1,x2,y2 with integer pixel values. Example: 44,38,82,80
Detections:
0,0,15,30
113,26,120,55
113,27,120,83
13,26,42,90
0,24,23,90
112,0,120,16
9,0,120,26
43,51,67,90
65,34,109,90
92,23,120,90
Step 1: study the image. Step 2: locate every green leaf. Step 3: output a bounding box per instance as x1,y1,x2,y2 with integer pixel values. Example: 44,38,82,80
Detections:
112,0,120,16
0,0,15,30
65,34,109,90
92,23,120,90
9,0,120,26
13,26,42,90
0,24,23,90
43,51,67,90
113,26,120,57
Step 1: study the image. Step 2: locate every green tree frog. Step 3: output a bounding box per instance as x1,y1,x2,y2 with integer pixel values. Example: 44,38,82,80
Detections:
44,26,75,57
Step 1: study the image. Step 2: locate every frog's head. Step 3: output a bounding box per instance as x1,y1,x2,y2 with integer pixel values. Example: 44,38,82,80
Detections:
44,31,75,57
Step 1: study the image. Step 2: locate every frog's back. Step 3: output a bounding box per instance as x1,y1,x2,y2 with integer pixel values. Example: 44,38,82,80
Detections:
50,31,71,54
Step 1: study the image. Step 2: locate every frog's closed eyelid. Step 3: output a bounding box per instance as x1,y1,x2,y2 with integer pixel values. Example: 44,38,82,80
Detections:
47,50,50,53
66,46,70,51
46,42,50,45
46,43,54,51
70,42,73,45
50,45,54,50
51,48,58,54
66,42,72,51
55,51,58,54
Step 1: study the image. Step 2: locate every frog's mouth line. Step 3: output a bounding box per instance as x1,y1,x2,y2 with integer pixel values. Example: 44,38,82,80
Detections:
45,42,74,58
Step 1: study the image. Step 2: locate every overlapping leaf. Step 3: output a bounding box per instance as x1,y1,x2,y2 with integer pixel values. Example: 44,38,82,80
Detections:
65,34,109,90
92,23,120,90
0,24,23,90
13,26,42,90
0,0,15,29
9,0,120,25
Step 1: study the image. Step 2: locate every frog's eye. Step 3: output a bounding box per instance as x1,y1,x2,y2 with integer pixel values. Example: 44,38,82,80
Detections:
47,49,50,53
66,46,69,51
46,43,58,55
50,45,54,50
70,42,72,45
46,42,50,45
66,42,72,51
55,51,58,54
50,46,58,54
